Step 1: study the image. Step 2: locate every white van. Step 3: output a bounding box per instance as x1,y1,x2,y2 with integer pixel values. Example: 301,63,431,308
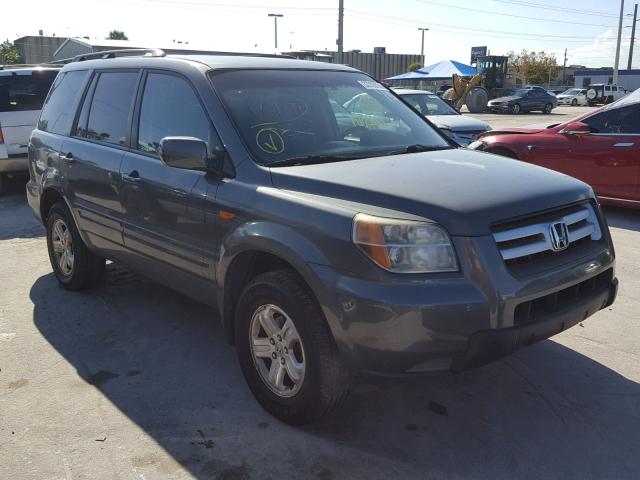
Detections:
0,66,60,192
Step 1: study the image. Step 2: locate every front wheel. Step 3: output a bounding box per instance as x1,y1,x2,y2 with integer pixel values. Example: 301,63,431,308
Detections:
571,98,578,106
511,103,521,114
543,103,553,114
46,202,105,290
235,270,350,424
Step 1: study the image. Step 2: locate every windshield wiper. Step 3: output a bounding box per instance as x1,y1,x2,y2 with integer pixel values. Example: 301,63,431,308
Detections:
385,144,453,156
266,154,367,168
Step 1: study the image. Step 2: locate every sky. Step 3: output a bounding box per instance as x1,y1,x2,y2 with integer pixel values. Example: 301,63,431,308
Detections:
4,0,639,69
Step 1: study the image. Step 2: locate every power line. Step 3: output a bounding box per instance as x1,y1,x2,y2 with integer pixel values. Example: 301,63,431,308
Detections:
493,0,619,18
410,0,618,27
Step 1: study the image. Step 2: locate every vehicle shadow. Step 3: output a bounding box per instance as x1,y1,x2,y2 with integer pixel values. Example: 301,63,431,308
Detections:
603,206,640,232
30,267,640,479
0,175,44,240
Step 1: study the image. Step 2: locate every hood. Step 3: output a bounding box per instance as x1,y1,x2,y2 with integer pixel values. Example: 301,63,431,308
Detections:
427,114,490,132
477,127,547,138
489,95,520,103
269,149,592,236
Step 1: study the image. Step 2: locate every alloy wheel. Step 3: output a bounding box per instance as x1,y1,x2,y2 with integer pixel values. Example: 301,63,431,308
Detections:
51,218,74,276
249,304,306,398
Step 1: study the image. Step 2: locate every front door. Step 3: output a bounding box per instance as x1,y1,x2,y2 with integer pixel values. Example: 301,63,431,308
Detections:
531,103,640,201
120,71,217,279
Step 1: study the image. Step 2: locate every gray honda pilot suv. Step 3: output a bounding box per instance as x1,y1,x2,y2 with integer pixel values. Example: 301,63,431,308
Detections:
27,50,617,424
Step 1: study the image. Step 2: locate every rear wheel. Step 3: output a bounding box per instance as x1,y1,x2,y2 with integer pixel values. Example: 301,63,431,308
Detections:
235,270,350,424
46,202,105,290
511,103,521,114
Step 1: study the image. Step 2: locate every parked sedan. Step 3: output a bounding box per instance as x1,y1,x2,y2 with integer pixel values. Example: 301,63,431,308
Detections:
395,89,491,145
556,88,588,106
470,89,640,207
487,88,557,114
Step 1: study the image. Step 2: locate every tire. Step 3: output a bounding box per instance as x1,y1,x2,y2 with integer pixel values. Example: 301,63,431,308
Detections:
235,270,350,425
465,87,489,113
46,201,105,290
571,98,578,106
511,103,521,114
543,103,553,114
0,174,4,195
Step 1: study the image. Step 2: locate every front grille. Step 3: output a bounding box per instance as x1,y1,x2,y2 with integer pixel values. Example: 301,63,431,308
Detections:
492,202,603,273
513,268,613,326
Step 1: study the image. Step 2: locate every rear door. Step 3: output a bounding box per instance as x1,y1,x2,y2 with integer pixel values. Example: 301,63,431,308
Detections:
119,70,214,278
0,69,59,157
62,69,141,250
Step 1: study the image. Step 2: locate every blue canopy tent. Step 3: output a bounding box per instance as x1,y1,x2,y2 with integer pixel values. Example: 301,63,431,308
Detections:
415,60,477,79
385,60,476,81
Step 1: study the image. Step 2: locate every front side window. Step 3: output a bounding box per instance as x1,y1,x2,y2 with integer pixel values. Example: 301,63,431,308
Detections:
400,94,458,115
0,69,59,113
584,105,640,134
137,73,211,155
210,69,450,166
86,71,138,146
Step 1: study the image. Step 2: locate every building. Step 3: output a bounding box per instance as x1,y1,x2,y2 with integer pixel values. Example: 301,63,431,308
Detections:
52,38,242,62
13,35,68,64
284,50,422,81
574,68,640,91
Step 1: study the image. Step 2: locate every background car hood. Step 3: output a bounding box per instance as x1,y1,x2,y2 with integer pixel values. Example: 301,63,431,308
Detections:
489,95,520,103
477,127,547,137
269,149,592,236
428,114,490,132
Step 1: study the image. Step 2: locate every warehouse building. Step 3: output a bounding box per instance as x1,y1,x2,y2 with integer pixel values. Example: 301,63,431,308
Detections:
574,69,640,91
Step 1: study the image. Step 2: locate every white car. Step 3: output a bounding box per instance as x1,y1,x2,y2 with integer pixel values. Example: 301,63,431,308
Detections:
586,84,627,105
556,88,588,106
395,89,491,145
0,66,60,193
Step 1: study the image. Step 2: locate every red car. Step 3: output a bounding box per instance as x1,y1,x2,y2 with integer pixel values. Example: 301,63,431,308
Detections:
470,89,640,208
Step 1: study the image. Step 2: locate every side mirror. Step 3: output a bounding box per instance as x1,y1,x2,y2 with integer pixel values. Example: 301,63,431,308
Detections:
559,121,592,136
159,136,226,175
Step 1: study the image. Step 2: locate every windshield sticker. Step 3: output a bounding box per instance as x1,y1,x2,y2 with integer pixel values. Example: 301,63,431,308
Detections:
357,80,385,91
256,128,285,154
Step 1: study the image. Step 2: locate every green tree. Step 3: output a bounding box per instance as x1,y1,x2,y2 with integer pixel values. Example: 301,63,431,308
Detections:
508,50,558,85
107,30,129,40
0,41,21,65
408,62,423,72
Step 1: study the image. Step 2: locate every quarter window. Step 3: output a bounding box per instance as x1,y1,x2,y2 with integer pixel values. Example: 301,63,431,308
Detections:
37,70,88,135
137,73,211,155
86,71,138,146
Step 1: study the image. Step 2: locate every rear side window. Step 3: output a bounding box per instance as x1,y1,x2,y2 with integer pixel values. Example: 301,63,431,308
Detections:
38,70,88,135
86,72,138,146
137,73,211,155
0,70,58,113
584,105,640,134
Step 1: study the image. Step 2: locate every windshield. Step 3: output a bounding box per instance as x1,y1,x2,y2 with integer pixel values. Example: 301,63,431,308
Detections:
562,89,582,96
399,93,459,116
210,70,450,166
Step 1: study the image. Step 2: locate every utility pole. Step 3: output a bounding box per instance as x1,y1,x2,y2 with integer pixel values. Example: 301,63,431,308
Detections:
613,0,625,84
562,48,568,85
268,13,283,51
418,27,429,67
337,0,344,63
629,4,638,70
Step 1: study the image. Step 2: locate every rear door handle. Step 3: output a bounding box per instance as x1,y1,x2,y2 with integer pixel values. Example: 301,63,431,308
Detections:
613,143,634,147
62,152,75,164
122,170,142,183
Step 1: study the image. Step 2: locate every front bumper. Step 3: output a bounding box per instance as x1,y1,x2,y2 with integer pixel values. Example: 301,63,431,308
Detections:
0,155,28,173
309,235,616,376
488,104,512,113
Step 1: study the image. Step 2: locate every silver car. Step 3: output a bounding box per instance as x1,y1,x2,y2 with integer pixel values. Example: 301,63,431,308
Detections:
396,89,491,145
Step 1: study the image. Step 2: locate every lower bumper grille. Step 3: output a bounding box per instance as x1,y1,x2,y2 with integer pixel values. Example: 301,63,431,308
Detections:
514,268,613,326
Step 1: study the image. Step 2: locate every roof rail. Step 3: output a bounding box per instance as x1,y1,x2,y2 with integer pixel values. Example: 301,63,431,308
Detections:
72,48,166,62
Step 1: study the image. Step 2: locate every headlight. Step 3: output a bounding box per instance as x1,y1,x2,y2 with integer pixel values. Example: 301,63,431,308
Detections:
352,214,458,273
468,140,485,150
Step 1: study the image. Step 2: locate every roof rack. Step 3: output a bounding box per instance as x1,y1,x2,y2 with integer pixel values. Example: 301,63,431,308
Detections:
72,48,166,62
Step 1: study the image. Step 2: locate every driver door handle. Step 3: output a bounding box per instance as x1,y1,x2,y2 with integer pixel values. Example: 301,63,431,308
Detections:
613,143,634,148
122,170,142,183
